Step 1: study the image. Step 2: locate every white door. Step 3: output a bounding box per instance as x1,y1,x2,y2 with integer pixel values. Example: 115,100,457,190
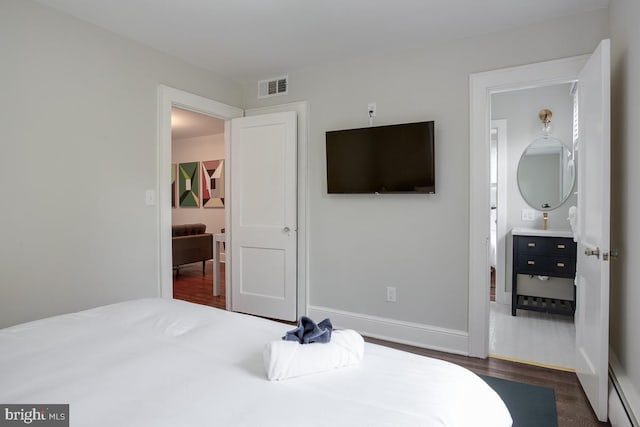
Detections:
575,39,610,422
230,111,297,321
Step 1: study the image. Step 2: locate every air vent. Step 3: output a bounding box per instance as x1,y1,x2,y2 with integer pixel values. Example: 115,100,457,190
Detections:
258,75,288,98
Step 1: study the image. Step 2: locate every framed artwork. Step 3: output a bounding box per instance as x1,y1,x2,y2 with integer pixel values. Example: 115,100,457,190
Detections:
202,159,225,208
178,162,200,207
171,163,177,208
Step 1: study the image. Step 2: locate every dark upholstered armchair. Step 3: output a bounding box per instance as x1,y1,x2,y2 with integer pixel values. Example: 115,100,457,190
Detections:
172,223,213,275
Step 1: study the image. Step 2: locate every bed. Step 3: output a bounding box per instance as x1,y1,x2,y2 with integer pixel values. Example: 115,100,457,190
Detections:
0,298,512,426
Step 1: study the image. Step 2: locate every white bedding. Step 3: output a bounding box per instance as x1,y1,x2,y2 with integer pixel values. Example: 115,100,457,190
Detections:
0,299,512,426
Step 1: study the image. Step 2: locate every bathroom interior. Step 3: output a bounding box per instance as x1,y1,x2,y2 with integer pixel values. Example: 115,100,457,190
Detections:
489,82,578,370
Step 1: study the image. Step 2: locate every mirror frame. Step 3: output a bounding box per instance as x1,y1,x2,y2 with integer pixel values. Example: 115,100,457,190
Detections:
516,136,575,211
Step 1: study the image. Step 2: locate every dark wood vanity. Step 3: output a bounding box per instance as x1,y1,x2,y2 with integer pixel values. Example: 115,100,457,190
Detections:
511,229,577,316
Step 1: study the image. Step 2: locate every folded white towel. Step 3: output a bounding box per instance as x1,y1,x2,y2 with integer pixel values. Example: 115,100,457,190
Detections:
264,329,364,381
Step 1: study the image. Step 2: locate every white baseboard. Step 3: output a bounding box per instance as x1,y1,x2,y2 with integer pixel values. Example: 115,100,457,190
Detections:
610,382,633,427
307,305,469,355
609,350,640,426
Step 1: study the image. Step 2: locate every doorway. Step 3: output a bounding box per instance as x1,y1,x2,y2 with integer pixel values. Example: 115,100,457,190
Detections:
472,41,612,422
157,86,242,310
468,55,589,359
171,107,227,309
488,84,577,369
157,86,310,320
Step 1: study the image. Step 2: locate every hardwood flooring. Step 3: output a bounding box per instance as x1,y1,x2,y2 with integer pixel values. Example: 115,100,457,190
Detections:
174,262,609,427
173,261,226,310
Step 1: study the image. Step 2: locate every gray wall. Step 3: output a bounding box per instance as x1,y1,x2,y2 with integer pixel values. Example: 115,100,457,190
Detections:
610,0,640,413
0,0,624,371
0,0,242,327
242,10,608,333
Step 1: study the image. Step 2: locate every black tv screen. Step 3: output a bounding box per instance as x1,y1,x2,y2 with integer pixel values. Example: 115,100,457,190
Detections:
326,121,435,194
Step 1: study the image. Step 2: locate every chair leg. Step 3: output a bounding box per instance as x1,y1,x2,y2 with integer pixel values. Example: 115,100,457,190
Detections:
202,261,206,275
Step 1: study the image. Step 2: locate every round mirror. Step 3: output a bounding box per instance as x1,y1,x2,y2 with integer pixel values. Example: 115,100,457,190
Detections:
517,135,575,211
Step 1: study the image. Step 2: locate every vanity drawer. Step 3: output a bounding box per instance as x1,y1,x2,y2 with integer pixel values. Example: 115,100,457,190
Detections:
517,255,575,276
549,257,576,277
515,236,550,255
515,236,576,256
516,255,552,274
546,237,577,256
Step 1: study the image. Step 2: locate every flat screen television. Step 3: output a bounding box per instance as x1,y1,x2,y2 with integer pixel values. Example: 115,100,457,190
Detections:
326,121,435,194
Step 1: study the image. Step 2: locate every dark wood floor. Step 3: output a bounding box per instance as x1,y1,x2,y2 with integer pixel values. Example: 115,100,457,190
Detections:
173,261,226,310
174,261,609,427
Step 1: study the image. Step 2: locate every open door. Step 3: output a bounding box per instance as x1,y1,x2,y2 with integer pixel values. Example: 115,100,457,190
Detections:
229,111,297,321
575,39,610,422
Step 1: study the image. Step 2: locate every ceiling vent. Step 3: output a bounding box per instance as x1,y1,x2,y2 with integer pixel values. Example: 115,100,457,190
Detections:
258,75,288,98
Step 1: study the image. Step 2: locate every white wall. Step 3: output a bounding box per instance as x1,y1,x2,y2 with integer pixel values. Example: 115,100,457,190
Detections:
0,0,241,328
241,9,609,344
171,133,226,239
492,84,576,297
610,0,640,418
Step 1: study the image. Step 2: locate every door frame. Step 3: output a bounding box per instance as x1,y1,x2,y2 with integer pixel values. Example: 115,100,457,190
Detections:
468,55,588,357
157,86,243,301
157,87,309,318
491,119,509,305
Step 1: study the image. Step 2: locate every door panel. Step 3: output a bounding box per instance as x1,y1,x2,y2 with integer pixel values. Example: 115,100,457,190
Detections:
240,247,286,297
575,39,610,422
230,112,297,321
238,125,287,226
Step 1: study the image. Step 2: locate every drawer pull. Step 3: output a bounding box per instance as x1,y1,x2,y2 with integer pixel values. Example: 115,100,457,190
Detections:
557,262,565,268
527,260,536,265
527,242,536,248
557,244,566,249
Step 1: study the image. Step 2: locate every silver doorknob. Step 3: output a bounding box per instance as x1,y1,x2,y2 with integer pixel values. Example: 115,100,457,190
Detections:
283,226,290,233
585,247,600,258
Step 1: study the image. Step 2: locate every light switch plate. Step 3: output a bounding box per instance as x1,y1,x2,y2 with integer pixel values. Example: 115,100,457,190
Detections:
145,189,156,206
522,208,535,221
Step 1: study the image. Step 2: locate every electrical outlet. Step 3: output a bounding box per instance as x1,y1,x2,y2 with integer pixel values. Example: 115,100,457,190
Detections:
386,286,397,302
368,102,377,117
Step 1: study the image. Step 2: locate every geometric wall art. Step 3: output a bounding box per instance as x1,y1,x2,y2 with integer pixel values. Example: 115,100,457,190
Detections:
171,163,177,208
201,159,224,208
178,162,200,207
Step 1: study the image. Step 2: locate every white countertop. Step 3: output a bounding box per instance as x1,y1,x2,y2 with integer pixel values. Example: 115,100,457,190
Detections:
511,227,574,238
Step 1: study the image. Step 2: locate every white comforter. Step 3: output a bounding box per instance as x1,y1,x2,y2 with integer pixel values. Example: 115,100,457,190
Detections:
0,299,512,427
